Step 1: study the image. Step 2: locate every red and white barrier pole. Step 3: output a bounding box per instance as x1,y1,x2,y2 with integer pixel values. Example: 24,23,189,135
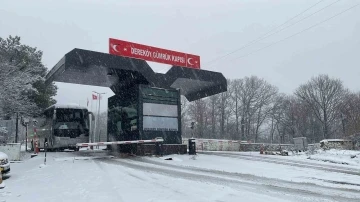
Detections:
189,138,239,143
76,138,164,148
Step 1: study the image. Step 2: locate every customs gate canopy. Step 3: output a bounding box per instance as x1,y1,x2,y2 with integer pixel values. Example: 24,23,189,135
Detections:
45,48,226,101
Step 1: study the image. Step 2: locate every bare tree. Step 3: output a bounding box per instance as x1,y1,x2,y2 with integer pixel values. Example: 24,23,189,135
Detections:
268,94,324,144
218,79,233,139
182,75,352,143
269,95,291,144
208,94,219,138
268,94,286,143
235,76,278,142
188,99,207,138
339,92,360,137
252,81,278,142
295,75,347,139
230,79,242,139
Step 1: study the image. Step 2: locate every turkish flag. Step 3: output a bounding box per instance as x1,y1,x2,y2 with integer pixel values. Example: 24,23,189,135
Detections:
92,94,98,100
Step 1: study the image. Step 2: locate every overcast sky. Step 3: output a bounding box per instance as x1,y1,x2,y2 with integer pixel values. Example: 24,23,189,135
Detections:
1,0,359,112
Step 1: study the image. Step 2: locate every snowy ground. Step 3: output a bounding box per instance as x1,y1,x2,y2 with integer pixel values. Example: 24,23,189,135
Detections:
306,149,360,166
1,150,360,202
199,149,360,168
157,152,360,189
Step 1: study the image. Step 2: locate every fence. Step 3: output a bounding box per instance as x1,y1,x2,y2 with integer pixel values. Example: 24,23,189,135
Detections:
0,119,21,143
182,138,295,152
0,143,21,161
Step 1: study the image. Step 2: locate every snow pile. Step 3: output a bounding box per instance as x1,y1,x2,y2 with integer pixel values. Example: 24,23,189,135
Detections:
319,139,347,143
242,149,360,166
39,163,47,168
0,152,8,159
0,182,5,189
307,149,360,166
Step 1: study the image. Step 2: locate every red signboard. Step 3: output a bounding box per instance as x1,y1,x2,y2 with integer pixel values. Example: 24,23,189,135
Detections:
109,38,200,69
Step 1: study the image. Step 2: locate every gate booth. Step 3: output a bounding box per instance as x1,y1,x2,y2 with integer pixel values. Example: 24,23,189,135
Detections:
45,40,227,154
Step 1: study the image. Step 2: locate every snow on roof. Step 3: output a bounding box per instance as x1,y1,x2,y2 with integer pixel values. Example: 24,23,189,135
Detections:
45,104,88,111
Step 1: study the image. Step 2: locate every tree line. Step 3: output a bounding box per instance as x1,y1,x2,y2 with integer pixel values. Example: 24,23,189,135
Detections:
181,75,360,144
0,35,57,119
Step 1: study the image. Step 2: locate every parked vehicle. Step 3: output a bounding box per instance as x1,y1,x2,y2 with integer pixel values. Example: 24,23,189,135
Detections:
0,152,10,174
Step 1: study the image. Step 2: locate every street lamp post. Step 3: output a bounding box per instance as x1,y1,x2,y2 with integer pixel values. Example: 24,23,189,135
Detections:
92,91,106,148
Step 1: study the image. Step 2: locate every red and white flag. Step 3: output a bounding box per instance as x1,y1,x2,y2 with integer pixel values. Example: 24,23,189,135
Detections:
92,94,98,100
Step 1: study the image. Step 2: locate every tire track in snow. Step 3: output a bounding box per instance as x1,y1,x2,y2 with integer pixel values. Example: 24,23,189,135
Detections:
130,157,360,193
95,158,193,200
74,151,360,201
97,157,360,202
201,152,360,176
93,160,125,202
213,151,360,171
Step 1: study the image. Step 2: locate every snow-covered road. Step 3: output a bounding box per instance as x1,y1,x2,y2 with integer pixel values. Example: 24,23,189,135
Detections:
199,151,360,175
1,151,360,202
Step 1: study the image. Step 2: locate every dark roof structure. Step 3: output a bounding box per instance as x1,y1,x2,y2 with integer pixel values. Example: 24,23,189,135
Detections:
45,48,227,101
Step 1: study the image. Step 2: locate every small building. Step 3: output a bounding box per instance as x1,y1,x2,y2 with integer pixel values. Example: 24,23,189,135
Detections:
293,137,308,151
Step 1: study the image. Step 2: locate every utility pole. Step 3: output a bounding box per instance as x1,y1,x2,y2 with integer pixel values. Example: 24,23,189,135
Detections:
25,123,28,152
15,112,19,143
92,91,106,148
191,122,195,138
20,117,29,150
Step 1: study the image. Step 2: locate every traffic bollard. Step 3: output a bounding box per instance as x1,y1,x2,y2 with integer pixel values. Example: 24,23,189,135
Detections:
35,140,39,154
188,138,196,155
44,142,48,165
155,142,164,156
